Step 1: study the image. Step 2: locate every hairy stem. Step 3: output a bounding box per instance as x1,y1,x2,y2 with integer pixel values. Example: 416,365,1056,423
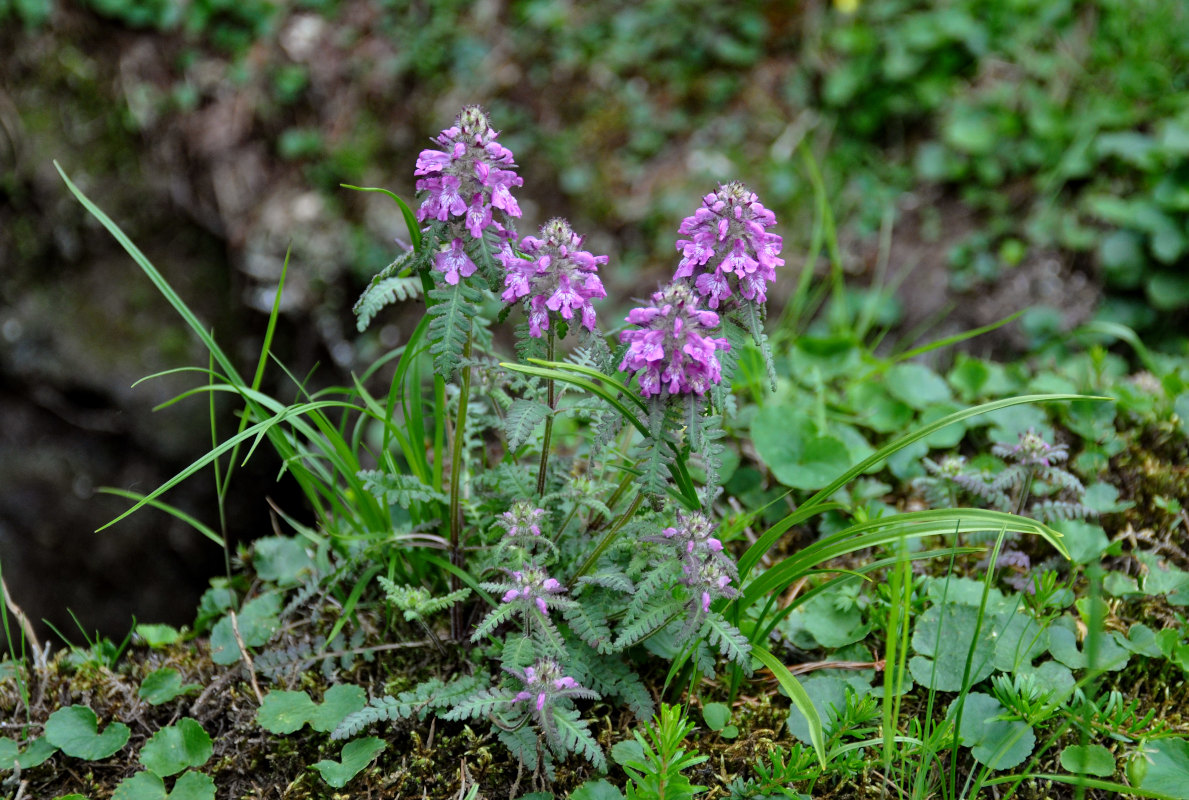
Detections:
449,328,473,640
536,333,556,498
568,491,645,587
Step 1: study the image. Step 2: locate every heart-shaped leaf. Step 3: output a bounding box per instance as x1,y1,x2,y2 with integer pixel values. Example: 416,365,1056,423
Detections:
257,685,366,735
113,770,215,800
139,668,202,706
139,719,212,777
45,705,130,761
309,737,385,788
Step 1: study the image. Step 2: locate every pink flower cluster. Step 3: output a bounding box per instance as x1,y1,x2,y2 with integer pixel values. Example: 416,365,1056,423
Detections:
674,181,784,308
993,429,1069,468
506,659,597,714
502,218,608,337
650,510,739,613
500,566,566,617
414,106,524,285
619,283,729,398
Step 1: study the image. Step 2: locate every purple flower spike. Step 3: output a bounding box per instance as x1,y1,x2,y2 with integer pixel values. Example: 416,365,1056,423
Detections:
502,218,608,337
645,509,739,612
496,566,567,621
415,106,523,241
674,181,784,308
505,659,599,719
619,283,729,398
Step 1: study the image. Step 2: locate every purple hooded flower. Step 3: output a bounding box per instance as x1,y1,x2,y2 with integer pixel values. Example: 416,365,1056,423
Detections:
415,106,523,283
505,659,598,717
502,218,608,337
434,238,477,285
644,509,739,612
497,566,567,618
619,283,729,398
992,429,1068,468
674,181,784,308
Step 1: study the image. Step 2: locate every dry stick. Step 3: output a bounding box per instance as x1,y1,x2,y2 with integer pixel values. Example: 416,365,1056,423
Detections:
0,573,44,669
228,610,264,705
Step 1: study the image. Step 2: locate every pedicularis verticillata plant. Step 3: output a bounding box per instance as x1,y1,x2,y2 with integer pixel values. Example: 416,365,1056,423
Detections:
333,106,779,775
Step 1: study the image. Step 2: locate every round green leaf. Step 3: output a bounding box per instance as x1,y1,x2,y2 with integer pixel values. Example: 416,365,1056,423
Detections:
45,705,130,761
1143,738,1189,797
252,537,315,587
1061,743,1116,777
702,702,731,732
909,604,997,692
885,363,952,410
139,668,202,706
139,719,212,777
950,692,1035,770
113,772,166,800
0,738,17,770
752,412,851,491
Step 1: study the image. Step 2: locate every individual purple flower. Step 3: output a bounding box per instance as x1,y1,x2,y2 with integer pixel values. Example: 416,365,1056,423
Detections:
502,218,608,337
434,237,477,285
674,181,784,308
505,659,599,715
619,282,729,398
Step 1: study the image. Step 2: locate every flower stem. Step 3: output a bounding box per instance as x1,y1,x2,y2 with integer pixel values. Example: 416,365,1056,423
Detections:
567,491,645,588
449,327,473,640
536,333,556,498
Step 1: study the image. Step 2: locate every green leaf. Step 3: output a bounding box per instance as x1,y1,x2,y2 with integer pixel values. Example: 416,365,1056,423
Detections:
951,692,1035,770
752,412,851,490
256,691,318,734
134,624,183,649
13,736,57,769
0,739,16,770
1144,738,1189,797
251,537,315,586
165,772,216,800
702,702,731,732
909,604,996,691
209,594,281,665
1061,743,1116,777
571,778,625,800
113,772,166,800
1051,519,1110,566
885,363,953,409
309,685,368,733
310,736,386,788
258,686,367,735
45,705,131,761
1047,623,1130,671
139,668,202,706
139,719,212,777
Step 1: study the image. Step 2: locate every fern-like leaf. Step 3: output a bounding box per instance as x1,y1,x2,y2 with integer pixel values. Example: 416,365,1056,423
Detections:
440,687,518,721
563,602,615,655
701,612,752,671
498,724,544,774
359,470,447,507
427,281,482,379
505,398,552,450
472,602,519,642
614,596,685,650
353,251,423,332
739,300,776,391
550,706,607,771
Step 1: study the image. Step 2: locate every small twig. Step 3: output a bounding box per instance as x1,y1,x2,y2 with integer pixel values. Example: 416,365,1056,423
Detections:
0,574,44,669
228,610,264,705
190,669,239,717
